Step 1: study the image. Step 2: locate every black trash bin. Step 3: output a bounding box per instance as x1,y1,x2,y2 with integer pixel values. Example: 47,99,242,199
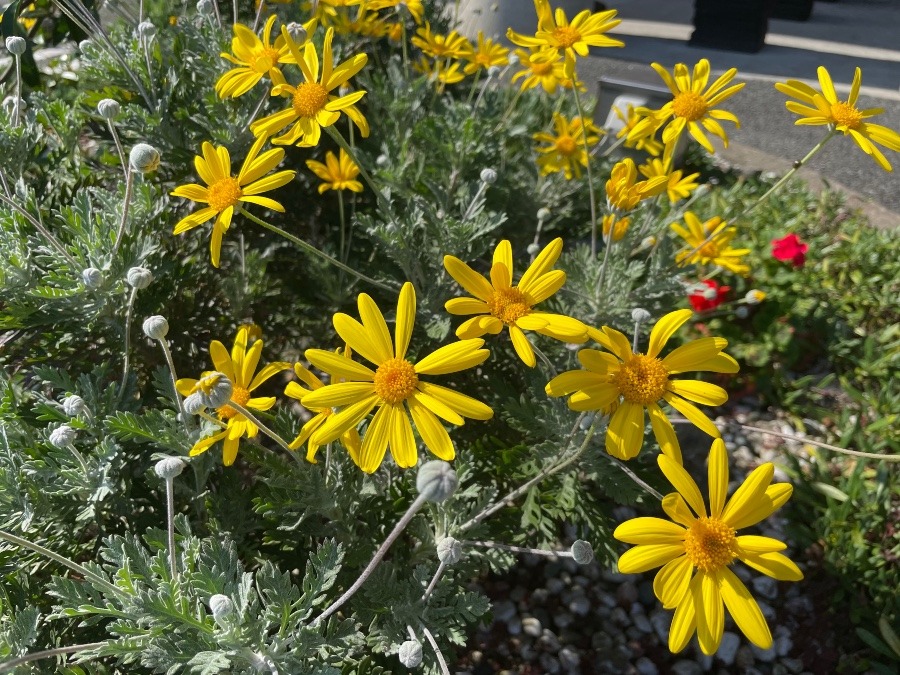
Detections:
772,0,815,21
690,0,775,53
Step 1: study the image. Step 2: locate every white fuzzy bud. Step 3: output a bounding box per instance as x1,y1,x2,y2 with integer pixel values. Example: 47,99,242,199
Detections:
745,289,766,305
702,286,718,300
82,267,103,288
286,22,308,43
196,0,214,16
536,207,551,221
376,154,389,167
97,98,121,120
480,168,497,185
526,243,540,256
183,393,206,415
579,412,595,430
129,143,160,173
487,65,501,78
155,456,185,479
194,372,233,409
571,539,594,565
398,640,423,668
126,266,153,289
142,315,169,339
735,306,749,319
639,236,657,250
508,53,520,66
5,36,26,56
436,537,462,564
208,593,233,619
631,308,652,324
137,20,157,40
62,395,85,416
416,461,458,503
49,425,76,448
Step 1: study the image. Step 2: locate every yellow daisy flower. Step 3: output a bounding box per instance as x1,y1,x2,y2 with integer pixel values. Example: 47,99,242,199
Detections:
443,238,589,368
300,283,493,473
369,0,424,24
534,113,602,180
309,0,363,25
671,213,750,277
602,214,630,243
605,158,668,212
171,135,296,268
285,360,362,464
215,15,315,99
775,66,900,171
510,48,571,94
306,148,363,193
250,27,369,147
413,56,466,90
463,31,510,75
630,59,744,165
639,158,701,203
176,326,291,466
411,23,473,60
507,0,623,66
614,440,802,655
332,7,389,38
546,309,738,462
613,104,663,156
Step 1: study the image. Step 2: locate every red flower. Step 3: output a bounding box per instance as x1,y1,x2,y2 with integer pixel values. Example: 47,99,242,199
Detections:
771,233,809,267
688,279,731,312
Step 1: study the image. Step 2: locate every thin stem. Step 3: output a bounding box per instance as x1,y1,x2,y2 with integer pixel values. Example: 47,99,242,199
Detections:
464,540,576,558
242,211,393,292
466,70,482,106
324,126,393,218
223,400,294,455
111,166,135,260
12,54,22,127
316,494,429,624
0,192,80,269
0,530,122,597
211,0,224,29
609,456,664,500
337,189,347,266
457,417,596,534
421,559,447,603
420,625,450,675
492,87,524,134
117,286,139,404
740,424,900,462
0,642,107,672
107,121,128,182
232,0,239,25
164,477,177,579
595,226,615,295
252,0,266,31
472,71,494,111
599,134,628,158
198,410,228,429
572,84,599,257
141,37,154,101
400,20,408,72
460,181,487,222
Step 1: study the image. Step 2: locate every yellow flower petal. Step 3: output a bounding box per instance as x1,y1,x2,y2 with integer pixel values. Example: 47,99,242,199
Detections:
606,401,644,460
395,282,416,361
518,237,563,293
302,381,377,408
408,397,455,461
736,535,786,554
654,554,693,609
662,492,697,527
721,463,774,527
209,340,236,381
545,370,603,397
663,392,721,438
416,381,493,420
358,403,392,473
648,403,681,463
718,566,772,649
509,324,536,367
708,438,728,518
414,339,489,375
248,361,291,391
389,404,418,469
357,293,395,362
727,483,793,531
614,517,686,545
696,570,724,655
667,380,728,407
647,309,692,359
445,297,489,316
617,544,684,574
739,552,803,581
333,312,386,366
658,455,707,518
311,394,379,446
661,337,728,373
444,255,493,301
668,576,698,653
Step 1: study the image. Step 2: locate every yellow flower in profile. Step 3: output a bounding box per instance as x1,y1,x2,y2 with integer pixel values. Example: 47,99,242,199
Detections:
444,238,589,368
511,48,572,94
672,213,750,277
602,214,630,243
305,148,363,193
171,136,296,267
300,283,493,473
508,0,623,66
614,440,802,655
775,66,900,171
631,59,744,165
176,326,291,466
332,7,388,38
215,15,315,99
310,0,363,25
369,0,424,23
284,360,362,464
639,158,700,203
534,113,602,180
411,23,473,60
413,56,466,90
546,309,738,462
605,158,667,212
250,27,369,147
613,104,663,156
463,31,510,75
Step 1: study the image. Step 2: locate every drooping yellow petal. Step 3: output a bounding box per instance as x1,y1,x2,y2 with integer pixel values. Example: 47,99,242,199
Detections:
408,397,455,461
718,566,772,649
305,349,376,381
653,554,693,609
696,570,724,655
414,339,489,375
248,361,291,391
509,324,536,367
668,577,698,653
727,483,793,530
662,492,697,527
416,382,493,420
444,255,494,302
667,380,728,407
720,463,774,527
389,405,418,469
358,403,393,473
663,393,721,438
310,394,378,446
739,552,803,581
736,535,786,553
647,309,692,359
545,370,603,397
648,403,681,463
662,337,728,373
301,381,377,408
658,455,707,518
606,401,645,460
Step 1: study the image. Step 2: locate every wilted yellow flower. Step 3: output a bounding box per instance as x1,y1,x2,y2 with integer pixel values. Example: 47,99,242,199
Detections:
411,22,473,60
605,158,667,212
171,136,295,267
671,213,750,276
776,66,900,171
533,113,602,180
250,27,368,147
306,148,363,193
639,158,701,203
615,440,801,655
463,31,510,75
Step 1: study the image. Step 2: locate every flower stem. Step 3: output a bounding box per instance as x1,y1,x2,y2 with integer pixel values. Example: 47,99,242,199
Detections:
222,399,294,455
324,126,394,218
421,625,451,675
12,53,22,128
164,476,178,579
740,424,900,462
464,540,577,558
111,166,135,260
0,642,107,672
241,211,393,292
337,189,347,265
572,84,600,257
315,493,429,625
117,286,139,404
421,559,447,603
107,120,128,182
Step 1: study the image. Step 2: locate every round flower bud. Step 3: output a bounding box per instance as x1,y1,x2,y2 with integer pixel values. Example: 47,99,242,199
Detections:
82,267,103,288
136,20,157,40
631,308,652,324
376,154,389,167
735,306,749,319
62,395,85,417
416,460,458,503
536,207,551,221
97,98,121,120
142,315,169,340
578,412,595,430
195,372,233,409
5,36,26,56
129,143,161,173
49,425,76,448
508,53,520,66
480,168,497,185
571,539,594,565
196,0,214,16
208,593,233,620
437,537,462,565
398,640,423,668
487,65,501,79
526,243,540,256
126,266,153,289
702,286,718,300
183,392,206,415
155,456,185,479
639,235,657,250
286,22,308,43
745,289,766,305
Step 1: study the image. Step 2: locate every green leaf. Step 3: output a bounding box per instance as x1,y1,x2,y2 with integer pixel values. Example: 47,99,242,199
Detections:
811,482,850,502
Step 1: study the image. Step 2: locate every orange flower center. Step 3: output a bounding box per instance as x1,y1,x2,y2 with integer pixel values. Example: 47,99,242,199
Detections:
487,286,531,325
684,517,738,572
830,101,862,130
556,135,578,155
207,177,243,211
253,47,281,74
531,60,553,75
698,240,720,259
217,385,250,421
292,82,329,118
475,52,492,66
672,91,708,122
374,357,419,404
552,25,581,49
612,353,669,405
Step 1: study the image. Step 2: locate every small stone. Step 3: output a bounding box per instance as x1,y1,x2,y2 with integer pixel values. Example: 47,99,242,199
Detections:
756,600,776,621
558,646,580,670
751,643,776,662
716,632,741,666
538,653,560,674
568,595,590,616
538,628,561,652
530,588,549,604
598,591,617,608
635,656,658,675
774,634,793,657
751,575,778,600
650,610,670,642
506,616,521,635
784,595,813,615
610,607,629,626
670,660,702,675
522,616,542,637
697,650,714,672
553,612,573,629
617,581,638,606
632,612,653,634
546,577,565,594
735,645,755,669
492,600,516,623
781,657,804,673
